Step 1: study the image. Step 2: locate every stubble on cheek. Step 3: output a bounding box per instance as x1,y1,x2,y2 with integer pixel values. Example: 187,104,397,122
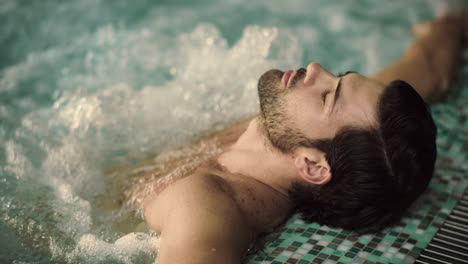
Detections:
257,70,309,153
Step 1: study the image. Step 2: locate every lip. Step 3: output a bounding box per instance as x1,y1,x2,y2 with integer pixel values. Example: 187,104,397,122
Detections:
281,70,294,89
281,70,297,88
286,70,297,87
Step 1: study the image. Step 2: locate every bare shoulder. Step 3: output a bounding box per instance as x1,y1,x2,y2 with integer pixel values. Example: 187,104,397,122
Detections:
144,173,253,263
143,173,243,229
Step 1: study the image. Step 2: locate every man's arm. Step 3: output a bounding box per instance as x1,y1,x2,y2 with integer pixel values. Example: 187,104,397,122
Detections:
144,174,253,264
371,11,467,103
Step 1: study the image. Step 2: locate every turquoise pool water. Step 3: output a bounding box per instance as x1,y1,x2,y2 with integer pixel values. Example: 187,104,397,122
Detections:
1,0,466,263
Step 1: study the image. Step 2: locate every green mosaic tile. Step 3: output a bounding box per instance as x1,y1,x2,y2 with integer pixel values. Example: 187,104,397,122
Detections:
311,223,321,228
328,243,338,250
363,247,373,253
368,255,379,262
292,241,302,247
379,257,390,263
358,238,370,244
340,257,352,263
309,249,320,255
276,256,287,261
413,247,423,254
396,238,405,243
341,230,351,236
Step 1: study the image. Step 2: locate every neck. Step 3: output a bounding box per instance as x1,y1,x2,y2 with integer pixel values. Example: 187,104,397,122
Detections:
217,117,297,198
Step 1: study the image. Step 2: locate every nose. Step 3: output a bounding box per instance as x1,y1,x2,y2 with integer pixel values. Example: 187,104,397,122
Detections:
303,62,336,86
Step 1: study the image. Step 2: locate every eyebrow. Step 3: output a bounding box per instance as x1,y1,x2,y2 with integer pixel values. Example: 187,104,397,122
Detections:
333,71,355,110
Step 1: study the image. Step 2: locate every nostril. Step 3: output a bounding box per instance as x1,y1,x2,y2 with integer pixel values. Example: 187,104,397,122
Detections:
296,68,307,76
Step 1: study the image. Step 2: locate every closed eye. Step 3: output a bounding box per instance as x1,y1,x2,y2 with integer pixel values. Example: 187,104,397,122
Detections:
321,91,330,104
322,71,355,108
336,71,356,77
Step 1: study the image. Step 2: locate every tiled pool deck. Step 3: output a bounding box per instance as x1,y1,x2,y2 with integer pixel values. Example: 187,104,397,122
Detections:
247,63,468,264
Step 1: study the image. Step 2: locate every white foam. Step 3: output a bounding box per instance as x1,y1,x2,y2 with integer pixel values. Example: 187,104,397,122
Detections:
24,23,301,154
52,183,92,238
41,138,105,198
67,233,159,263
4,140,33,179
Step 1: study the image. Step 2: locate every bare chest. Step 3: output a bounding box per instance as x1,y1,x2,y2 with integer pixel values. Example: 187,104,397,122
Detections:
123,139,223,209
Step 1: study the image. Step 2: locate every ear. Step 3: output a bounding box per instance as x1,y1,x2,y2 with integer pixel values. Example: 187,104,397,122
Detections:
293,148,332,185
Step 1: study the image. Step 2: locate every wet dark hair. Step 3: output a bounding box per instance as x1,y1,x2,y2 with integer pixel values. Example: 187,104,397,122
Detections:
288,80,437,232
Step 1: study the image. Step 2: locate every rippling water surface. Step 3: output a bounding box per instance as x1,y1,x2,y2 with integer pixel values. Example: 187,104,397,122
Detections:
0,0,464,263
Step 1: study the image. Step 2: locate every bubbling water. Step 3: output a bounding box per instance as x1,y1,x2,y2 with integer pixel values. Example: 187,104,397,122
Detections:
65,233,160,264
0,21,301,263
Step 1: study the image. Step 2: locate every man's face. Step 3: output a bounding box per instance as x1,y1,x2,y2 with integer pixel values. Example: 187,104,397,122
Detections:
258,62,385,152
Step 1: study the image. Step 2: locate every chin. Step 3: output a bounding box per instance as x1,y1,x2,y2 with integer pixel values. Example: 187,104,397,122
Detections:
258,69,283,92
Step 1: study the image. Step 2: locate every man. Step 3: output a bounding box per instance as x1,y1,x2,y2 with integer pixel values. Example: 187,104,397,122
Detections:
124,11,467,263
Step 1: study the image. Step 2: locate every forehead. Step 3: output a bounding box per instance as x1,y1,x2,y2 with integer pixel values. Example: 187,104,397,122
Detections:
339,74,384,126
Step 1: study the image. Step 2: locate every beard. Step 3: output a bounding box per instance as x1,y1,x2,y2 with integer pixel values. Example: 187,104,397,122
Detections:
257,69,310,153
